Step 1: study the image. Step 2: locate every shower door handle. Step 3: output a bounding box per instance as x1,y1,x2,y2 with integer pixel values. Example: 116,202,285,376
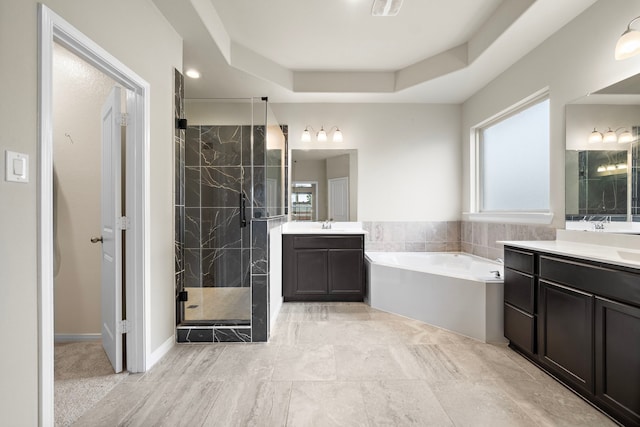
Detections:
90,236,103,243
240,193,247,228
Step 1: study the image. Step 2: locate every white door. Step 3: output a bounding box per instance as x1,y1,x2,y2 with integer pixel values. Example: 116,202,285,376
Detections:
328,177,349,221
100,86,123,373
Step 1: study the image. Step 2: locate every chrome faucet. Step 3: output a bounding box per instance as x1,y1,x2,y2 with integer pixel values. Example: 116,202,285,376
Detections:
321,220,332,229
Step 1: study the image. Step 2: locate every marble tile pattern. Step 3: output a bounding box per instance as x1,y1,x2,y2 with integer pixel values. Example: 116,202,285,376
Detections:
363,221,462,253
174,69,186,323
460,221,556,260
183,124,251,289
76,302,617,426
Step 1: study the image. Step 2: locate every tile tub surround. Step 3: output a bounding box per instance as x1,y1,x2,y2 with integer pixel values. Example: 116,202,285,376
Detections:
363,221,461,252
74,303,616,427
461,221,556,260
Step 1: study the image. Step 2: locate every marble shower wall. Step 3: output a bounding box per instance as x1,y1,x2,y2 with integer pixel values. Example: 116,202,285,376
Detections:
184,125,262,288
363,221,461,252
460,221,557,260
174,69,185,324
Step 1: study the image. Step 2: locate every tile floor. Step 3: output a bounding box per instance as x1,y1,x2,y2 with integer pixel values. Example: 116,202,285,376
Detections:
74,303,617,426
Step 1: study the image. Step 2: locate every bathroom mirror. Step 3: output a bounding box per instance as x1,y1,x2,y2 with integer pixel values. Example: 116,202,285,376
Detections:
565,79,640,225
290,149,358,221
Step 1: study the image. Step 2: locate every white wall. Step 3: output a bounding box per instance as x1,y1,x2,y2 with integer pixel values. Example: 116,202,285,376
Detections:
0,0,181,423
272,103,462,221
462,0,640,228
53,43,117,336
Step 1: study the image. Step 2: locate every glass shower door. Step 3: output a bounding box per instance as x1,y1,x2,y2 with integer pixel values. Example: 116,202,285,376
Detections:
180,99,254,327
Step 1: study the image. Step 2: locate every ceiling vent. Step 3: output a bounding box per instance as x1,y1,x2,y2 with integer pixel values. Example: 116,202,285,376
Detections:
371,0,404,16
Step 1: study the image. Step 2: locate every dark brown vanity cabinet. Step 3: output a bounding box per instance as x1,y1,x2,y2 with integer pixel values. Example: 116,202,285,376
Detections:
283,235,364,301
504,245,640,427
503,248,536,355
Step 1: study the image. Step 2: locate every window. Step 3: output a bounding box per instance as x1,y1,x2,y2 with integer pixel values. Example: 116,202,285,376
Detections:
478,97,550,212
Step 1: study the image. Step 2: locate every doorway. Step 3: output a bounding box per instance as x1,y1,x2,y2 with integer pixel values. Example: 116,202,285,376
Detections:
39,5,149,425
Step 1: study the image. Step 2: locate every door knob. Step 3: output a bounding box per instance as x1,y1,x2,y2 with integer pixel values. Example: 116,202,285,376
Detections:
90,236,103,243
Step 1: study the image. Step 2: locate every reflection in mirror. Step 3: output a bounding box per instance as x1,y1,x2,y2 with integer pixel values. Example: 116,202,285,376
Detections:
565,99,639,224
290,149,357,221
565,150,628,219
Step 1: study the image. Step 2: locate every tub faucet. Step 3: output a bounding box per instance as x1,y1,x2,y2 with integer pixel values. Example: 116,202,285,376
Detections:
490,270,501,279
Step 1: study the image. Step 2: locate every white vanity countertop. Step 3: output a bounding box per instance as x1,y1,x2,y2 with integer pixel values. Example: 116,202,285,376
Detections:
282,221,368,235
499,234,640,270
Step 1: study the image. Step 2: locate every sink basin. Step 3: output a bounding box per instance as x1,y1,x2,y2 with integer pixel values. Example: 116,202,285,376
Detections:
617,250,640,263
282,221,367,235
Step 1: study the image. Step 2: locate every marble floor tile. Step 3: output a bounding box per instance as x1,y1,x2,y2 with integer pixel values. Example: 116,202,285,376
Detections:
409,344,466,382
430,379,539,426
360,380,453,426
206,343,278,381
272,344,337,381
72,302,617,426
139,343,226,382
201,380,292,426
287,381,369,427
334,344,424,380
495,378,617,426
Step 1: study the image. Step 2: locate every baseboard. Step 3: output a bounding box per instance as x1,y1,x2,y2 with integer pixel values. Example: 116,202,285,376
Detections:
54,333,101,343
147,334,174,370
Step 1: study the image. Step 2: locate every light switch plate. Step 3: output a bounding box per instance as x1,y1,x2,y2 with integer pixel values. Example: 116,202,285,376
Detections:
5,150,29,183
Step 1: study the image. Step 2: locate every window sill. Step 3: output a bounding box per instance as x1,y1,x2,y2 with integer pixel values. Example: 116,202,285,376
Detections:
462,212,554,225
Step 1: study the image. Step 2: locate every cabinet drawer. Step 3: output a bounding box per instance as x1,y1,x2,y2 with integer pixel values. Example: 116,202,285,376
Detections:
504,303,536,354
504,248,534,274
504,268,535,314
540,256,640,307
293,235,363,250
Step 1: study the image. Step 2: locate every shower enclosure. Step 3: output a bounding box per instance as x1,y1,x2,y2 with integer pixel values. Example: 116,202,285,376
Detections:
174,87,286,342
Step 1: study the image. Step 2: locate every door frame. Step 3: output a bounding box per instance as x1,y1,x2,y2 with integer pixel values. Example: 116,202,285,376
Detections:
38,5,150,425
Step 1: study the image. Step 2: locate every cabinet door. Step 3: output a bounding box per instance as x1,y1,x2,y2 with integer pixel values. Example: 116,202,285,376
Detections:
328,249,363,294
294,249,328,295
539,280,594,395
595,297,640,426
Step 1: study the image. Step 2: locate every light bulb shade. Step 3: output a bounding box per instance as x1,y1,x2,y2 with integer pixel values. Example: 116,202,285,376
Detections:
597,166,606,173
317,127,327,142
603,129,618,143
589,129,603,144
301,127,311,142
618,130,634,143
332,128,343,142
615,29,640,60
617,163,628,169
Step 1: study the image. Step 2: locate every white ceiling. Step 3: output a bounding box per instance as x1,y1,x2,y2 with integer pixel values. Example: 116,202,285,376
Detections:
153,0,598,103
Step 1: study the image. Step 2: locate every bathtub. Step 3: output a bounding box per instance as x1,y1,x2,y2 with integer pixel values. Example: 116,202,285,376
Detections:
365,252,506,343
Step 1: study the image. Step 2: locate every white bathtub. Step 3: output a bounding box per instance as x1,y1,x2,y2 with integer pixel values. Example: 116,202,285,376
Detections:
366,252,506,343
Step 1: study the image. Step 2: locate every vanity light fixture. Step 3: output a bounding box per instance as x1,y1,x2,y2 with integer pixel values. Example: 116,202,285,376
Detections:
301,125,343,142
603,128,618,144
588,128,603,144
597,165,607,173
617,163,628,170
588,127,633,144
615,16,640,60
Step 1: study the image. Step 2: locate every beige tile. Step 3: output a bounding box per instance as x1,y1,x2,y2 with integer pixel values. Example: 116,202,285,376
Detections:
496,378,617,427
409,344,465,382
431,379,538,426
360,380,453,426
269,321,301,345
327,304,372,321
73,382,153,426
442,342,536,381
202,381,292,427
206,344,278,381
139,344,226,382
272,345,336,381
335,344,424,380
287,381,369,427
296,320,399,346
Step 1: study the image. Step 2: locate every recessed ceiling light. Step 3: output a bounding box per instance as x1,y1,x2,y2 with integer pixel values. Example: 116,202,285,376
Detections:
185,69,201,79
